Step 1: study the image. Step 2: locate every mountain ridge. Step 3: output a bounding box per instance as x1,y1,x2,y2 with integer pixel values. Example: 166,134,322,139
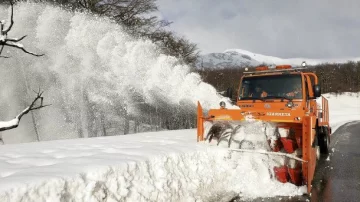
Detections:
196,49,360,69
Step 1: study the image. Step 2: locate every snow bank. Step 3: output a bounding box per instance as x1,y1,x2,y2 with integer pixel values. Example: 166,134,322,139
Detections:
319,92,360,132
0,127,306,202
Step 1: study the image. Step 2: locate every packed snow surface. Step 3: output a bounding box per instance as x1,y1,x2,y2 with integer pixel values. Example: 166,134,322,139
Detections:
0,127,306,202
320,92,360,132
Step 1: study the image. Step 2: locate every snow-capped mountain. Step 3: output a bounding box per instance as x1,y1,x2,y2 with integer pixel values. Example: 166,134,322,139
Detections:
195,50,261,69
196,49,360,69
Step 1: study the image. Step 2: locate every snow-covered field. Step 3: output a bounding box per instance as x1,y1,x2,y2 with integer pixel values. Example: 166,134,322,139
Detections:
322,92,360,132
0,93,359,202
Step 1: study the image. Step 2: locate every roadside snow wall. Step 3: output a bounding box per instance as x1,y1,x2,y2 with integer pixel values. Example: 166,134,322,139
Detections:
0,128,306,202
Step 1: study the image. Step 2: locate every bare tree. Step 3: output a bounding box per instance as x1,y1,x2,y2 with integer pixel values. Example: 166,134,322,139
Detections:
0,0,47,144
0,90,49,132
0,0,44,58
147,30,199,66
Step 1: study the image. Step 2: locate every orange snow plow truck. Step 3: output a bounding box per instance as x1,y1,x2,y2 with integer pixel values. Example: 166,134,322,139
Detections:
197,64,331,193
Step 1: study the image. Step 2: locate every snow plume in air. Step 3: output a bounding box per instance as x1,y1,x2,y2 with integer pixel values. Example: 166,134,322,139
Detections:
0,2,229,142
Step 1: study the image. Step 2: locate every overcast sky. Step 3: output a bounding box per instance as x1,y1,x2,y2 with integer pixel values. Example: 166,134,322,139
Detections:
156,0,360,59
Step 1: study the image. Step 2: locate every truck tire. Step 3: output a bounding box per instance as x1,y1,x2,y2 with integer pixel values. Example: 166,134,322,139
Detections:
313,128,320,161
318,127,329,155
314,136,320,160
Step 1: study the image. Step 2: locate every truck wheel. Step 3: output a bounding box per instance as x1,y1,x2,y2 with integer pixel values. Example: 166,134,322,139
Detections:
313,130,320,161
315,137,320,160
318,127,330,155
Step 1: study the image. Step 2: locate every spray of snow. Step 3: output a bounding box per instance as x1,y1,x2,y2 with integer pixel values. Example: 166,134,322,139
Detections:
214,121,306,198
201,120,307,199
0,2,235,143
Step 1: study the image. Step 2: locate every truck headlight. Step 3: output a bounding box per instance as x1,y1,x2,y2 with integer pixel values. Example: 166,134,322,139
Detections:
220,101,226,108
286,101,294,108
302,61,307,67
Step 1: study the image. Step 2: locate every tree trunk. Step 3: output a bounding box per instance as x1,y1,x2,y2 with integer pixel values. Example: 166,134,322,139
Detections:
124,112,130,135
134,119,139,133
20,63,41,141
79,83,89,138
100,111,107,136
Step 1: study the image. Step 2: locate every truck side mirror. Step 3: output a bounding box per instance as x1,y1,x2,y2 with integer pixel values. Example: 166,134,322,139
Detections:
226,87,233,100
313,84,321,98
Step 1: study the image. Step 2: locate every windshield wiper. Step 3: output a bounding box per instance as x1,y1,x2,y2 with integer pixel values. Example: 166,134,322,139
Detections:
240,97,265,102
264,95,293,102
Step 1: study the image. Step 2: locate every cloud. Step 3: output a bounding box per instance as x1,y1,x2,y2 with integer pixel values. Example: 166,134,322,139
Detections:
156,0,360,58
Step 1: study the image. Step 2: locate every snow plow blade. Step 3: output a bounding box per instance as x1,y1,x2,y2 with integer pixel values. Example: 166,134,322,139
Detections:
196,64,332,195
197,101,321,193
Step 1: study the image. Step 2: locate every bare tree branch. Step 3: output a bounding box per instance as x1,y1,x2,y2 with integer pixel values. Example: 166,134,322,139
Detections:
1,0,14,35
0,89,50,132
0,44,9,58
4,42,45,57
0,0,44,58
6,35,27,42
0,44,5,55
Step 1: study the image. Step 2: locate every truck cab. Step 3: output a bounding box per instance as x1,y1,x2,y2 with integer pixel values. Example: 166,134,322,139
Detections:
234,65,322,123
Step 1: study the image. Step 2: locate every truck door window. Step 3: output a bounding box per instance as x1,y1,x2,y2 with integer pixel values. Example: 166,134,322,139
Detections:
239,81,250,99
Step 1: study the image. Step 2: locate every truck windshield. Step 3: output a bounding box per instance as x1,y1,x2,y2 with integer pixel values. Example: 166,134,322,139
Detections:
239,74,303,100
